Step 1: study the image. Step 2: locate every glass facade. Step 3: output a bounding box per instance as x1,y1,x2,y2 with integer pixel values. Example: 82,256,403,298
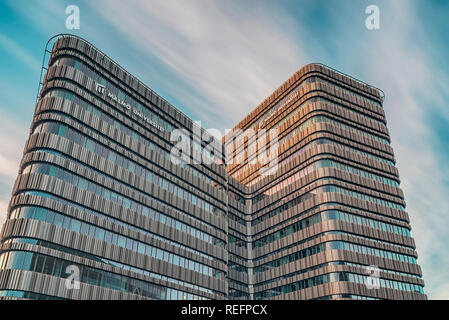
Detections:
0,35,425,300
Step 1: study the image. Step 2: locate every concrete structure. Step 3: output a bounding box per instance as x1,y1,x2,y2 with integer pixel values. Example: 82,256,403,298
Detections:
0,35,426,300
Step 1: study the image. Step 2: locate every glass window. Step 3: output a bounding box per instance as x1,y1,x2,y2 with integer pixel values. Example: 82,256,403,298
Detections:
70,219,81,233
137,243,145,255
50,259,61,277
45,210,54,223
95,228,105,241
125,238,133,250
104,231,112,243
34,207,47,221
42,256,55,275
22,207,35,219
34,255,46,273
53,214,64,227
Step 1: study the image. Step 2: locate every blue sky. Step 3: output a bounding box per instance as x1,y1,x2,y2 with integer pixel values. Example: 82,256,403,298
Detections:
0,0,448,299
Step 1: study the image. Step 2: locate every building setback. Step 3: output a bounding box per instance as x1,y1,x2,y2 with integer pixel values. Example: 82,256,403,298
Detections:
0,35,426,300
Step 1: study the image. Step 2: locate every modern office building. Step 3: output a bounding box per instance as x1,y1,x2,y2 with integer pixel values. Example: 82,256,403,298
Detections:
0,35,426,300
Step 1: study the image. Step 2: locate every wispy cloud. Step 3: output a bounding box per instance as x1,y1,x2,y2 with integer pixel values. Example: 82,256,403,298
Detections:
0,33,41,70
0,0,448,299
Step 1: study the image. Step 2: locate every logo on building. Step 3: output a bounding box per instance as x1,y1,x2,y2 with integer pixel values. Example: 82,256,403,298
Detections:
95,83,106,95
94,82,164,132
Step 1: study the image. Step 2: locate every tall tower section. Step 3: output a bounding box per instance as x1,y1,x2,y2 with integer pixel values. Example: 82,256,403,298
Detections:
225,63,426,300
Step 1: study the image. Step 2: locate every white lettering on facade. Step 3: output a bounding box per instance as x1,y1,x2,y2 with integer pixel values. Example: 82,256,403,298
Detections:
259,87,301,128
98,83,164,132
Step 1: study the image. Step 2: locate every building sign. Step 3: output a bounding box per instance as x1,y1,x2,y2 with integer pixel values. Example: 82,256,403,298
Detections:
259,86,302,128
95,82,164,132
95,83,105,94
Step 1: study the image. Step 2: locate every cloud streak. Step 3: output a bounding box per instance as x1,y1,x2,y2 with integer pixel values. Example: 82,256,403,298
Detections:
88,0,307,130
0,111,28,226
